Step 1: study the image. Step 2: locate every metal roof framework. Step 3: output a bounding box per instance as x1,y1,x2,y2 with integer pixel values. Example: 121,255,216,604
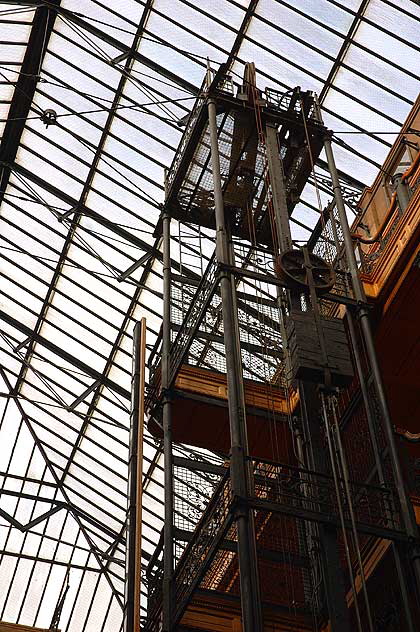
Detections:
0,0,418,630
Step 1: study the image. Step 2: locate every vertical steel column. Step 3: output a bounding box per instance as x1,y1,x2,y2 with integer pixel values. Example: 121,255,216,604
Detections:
300,384,352,632
346,310,385,483
208,96,263,632
265,122,293,253
162,210,174,631
265,121,351,632
319,114,420,590
125,318,146,632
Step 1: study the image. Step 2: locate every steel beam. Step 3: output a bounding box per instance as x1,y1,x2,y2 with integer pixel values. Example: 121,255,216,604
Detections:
265,122,292,252
0,1,60,205
1,0,198,95
174,527,309,569
7,161,162,261
0,308,130,400
0,367,125,606
162,210,174,631
208,94,263,632
58,0,156,490
249,497,407,542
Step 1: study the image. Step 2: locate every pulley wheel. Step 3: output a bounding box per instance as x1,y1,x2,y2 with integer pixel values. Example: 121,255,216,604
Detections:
278,249,335,294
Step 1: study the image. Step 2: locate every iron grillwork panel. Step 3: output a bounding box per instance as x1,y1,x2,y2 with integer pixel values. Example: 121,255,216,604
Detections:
251,459,404,540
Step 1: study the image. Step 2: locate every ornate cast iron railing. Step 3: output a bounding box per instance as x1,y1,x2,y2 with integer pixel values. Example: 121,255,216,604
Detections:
166,78,207,192
251,459,404,539
173,470,233,622
168,253,218,384
354,158,420,274
144,539,164,632
146,254,218,411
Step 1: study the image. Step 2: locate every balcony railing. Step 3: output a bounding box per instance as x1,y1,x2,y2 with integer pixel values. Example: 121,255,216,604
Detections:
353,153,420,275
251,459,403,539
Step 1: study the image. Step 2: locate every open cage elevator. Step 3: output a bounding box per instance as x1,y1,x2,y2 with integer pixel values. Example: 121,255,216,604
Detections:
133,64,420,632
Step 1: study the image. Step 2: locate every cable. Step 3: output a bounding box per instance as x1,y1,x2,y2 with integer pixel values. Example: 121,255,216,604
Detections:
0,244,141,282
47,116,162,208
10,170,146,286
334,130,419,135
4,85,164,210
0,6,37,17
0,94,196,124
0,44,195,130
0,63,194,111
1,190,157,235
299,94,329,245
0,70,44,119
57,13,181,124
47,1,222,66
320,392,364,632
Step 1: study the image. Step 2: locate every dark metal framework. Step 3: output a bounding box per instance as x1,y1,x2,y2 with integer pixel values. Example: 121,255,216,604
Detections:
0,0,418,630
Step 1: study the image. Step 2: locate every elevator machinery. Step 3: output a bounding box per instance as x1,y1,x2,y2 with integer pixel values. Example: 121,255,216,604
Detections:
139,64,420,632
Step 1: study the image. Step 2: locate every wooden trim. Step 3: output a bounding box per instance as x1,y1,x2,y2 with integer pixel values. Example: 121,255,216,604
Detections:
174,364,299,415
0,624,57,632
360,188,420,301
411,495,420,526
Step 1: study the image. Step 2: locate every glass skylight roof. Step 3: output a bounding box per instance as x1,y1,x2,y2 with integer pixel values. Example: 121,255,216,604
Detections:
0,0,418,630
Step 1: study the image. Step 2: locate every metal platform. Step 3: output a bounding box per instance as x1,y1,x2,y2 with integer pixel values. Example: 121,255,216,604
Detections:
162,73,327,246
145,456,406,631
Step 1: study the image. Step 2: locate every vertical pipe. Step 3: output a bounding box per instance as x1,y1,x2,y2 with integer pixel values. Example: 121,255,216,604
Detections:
393,543,416,632
265,116,351,630
300,383,352,632
208,96,263,632
392,173,411,213
162,210,174,632
319,116,420,591
331,401,374,632
125,318,146,632
320,396,363,632
265,122,293,253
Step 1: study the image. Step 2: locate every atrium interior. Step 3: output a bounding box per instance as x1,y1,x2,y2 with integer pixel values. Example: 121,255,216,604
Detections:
0,2,419,632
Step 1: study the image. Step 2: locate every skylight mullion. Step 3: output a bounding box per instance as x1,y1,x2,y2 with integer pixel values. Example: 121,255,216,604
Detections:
272,0,419,83
0,366,123,611
241,33,402,129
0,549,101,573
0,351,130,435
230,56,393,174
45,38,189,127
1,196,155,303
0,211,138,323
35,51,177,171
0,307,130,401
0,231,131,338
0,262,125,358
252,6,412,109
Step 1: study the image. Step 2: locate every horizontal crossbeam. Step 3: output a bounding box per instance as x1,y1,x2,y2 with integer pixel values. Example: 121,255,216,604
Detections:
249,497,407,542
0,308,130,400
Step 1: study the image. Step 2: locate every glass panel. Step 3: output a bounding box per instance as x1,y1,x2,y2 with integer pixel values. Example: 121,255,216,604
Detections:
344,43,419,102
256,0,345,56
62,0,141,46
354,17,420,72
